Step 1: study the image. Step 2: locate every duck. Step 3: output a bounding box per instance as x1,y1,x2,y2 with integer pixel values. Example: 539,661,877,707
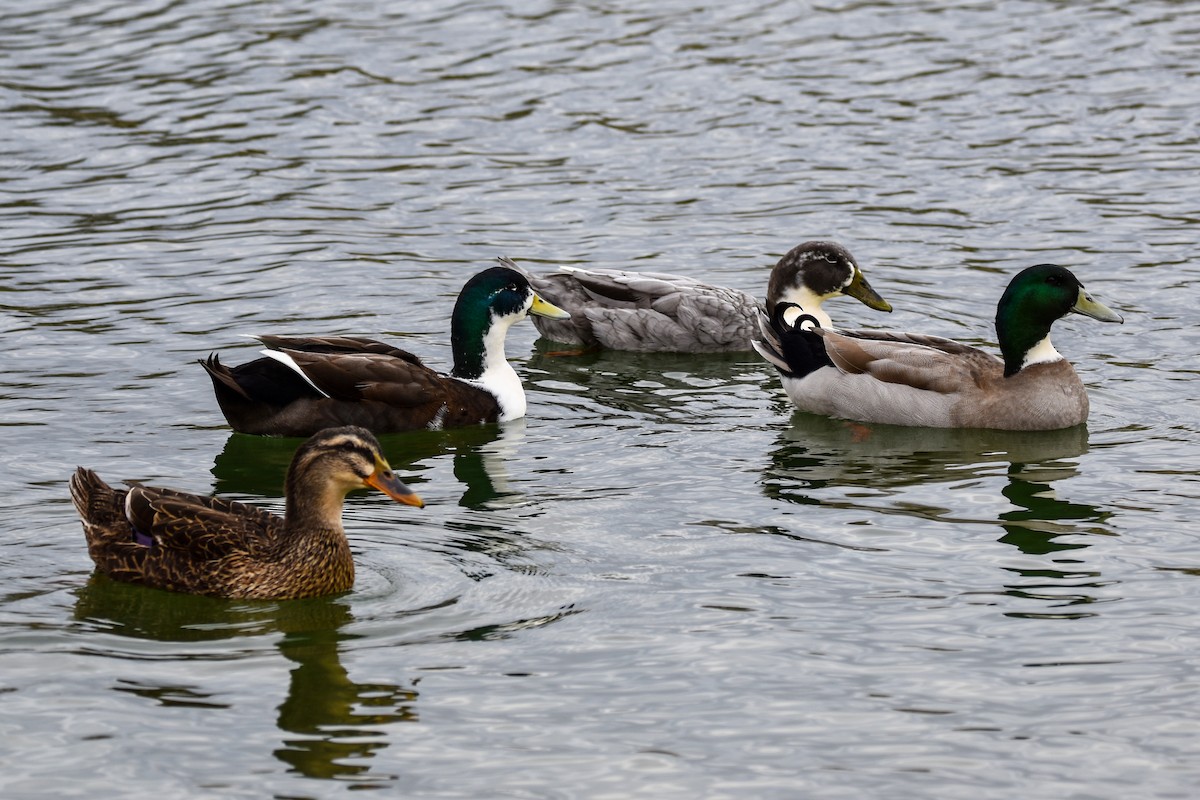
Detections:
69,426,425,599
200,264,570,437
753,264,1123,430
523,240,892,353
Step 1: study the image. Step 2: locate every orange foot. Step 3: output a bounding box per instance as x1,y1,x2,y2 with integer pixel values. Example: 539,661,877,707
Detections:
846,422,873,443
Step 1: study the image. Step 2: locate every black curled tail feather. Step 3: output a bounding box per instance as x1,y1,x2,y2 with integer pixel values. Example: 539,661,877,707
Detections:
199,353,252,400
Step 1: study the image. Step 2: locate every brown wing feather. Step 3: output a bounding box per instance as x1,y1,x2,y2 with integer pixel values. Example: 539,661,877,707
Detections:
276,348,443,406
256,335,423,363
125,487,280,558
71,467,295,594
269,339,504,428
817,329,1001,394
126,484,278,526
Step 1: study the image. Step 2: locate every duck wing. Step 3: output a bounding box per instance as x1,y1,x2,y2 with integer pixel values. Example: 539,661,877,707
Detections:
816,328,1000,393
70,468,282,587
202,335,434,407
123,484,281,558
254,334,422,362
257,336,443,406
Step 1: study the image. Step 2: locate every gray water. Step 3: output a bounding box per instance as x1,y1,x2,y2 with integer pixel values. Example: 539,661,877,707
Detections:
3,1,1199,797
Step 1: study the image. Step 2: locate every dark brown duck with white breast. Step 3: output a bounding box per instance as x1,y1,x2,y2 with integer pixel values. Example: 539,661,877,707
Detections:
201,264,570,437
69,426,424,599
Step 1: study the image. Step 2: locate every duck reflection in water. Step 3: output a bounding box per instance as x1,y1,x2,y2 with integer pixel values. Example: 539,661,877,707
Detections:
762,415,1115,614
450,419,527,510
762,413,1090,501
72,579,419,786
997,460,1116,619
527,344,758,422
211,421,526,511
272,599,418,783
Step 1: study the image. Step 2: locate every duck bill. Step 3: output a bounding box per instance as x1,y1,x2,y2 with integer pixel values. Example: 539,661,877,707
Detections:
1072,289,1123,323
529,293,571,320
844,269,893,312
365,460,425,507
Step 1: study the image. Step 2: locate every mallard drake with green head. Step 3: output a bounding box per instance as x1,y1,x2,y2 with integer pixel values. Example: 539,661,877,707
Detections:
753,264,1123,430
69,426,424,599
201,264,570,437
524,241,892,352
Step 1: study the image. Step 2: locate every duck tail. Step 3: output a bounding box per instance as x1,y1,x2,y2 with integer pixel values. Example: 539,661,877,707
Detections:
199,353,252,400
752,311,792,374
69,467,129,533
70,467,103,518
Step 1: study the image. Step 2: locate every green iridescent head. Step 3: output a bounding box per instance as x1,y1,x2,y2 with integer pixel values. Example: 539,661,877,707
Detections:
995,264,1122,377
450,266,569,379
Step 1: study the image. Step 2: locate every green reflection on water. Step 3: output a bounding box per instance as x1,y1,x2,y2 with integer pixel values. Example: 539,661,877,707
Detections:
761,414,1120,617
209,421,523,510
72,577,418,786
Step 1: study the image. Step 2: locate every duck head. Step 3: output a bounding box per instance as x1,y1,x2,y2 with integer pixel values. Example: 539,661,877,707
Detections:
451,265,570,380
767,241,892,324
285,426,424,528
995,264,1123,377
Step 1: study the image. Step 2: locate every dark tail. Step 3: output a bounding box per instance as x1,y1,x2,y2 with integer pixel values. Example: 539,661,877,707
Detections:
199,353,253,400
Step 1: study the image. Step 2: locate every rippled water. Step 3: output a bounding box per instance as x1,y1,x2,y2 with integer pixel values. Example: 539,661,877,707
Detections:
3,0,1199,797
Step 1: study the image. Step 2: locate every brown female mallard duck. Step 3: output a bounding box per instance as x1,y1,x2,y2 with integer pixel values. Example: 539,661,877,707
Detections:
201,264,570,437
524,241,892,352
753,264,1123,430
69,426,424,599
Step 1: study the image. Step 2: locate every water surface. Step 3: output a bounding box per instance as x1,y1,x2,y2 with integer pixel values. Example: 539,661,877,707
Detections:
3,1,1199,797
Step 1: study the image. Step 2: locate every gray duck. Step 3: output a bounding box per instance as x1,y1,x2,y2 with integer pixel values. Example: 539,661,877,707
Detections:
524,241,891,352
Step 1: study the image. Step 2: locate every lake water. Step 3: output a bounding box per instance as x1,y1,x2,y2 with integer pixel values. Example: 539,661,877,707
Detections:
2,0,1199,797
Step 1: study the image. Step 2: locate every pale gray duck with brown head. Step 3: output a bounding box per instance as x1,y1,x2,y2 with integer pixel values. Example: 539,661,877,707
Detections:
523,241,892,353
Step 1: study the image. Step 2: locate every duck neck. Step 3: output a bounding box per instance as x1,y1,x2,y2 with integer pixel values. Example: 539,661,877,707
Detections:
451,309,525,419
773,285,833,328
451,306,496,380
283,469,349,543
996,307,1058,378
